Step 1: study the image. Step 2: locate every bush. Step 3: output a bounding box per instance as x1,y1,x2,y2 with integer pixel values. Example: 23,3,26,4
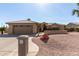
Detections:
65,28,75,32
47,27,60,30
76,28,79,32
40,34,49,43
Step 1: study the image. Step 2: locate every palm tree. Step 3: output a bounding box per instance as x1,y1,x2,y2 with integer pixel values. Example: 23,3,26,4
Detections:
0,27,5,35
72,3,79,16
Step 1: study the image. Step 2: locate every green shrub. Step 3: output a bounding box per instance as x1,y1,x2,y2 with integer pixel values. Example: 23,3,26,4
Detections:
47,27,60,30
76,28,79,32
65,28,75,32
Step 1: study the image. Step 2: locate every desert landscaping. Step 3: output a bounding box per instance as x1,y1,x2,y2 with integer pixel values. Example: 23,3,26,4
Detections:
33,32,79,56
1,32,79,56
0,3,79,56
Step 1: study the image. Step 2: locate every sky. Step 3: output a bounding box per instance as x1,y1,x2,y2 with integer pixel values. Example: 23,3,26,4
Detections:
0,3,79,27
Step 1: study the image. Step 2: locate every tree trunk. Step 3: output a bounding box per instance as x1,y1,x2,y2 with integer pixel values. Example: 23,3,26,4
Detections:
1,31,3,35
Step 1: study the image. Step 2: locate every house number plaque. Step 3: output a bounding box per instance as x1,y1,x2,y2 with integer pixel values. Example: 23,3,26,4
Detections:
20,40,23,44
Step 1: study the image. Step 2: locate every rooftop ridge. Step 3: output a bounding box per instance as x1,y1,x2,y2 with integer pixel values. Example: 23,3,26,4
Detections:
6,19,38,24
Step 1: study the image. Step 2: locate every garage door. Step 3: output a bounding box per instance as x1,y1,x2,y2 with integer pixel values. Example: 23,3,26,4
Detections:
13,25,33,34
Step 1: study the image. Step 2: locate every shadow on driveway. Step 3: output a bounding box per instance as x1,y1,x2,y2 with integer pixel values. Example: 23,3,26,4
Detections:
0,33,36,37
0,34,19,37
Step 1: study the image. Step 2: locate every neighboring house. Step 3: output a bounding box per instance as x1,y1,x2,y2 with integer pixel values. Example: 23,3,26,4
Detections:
66,22,79,28
44,23,67,34
6,19,38,35
46,23,65,30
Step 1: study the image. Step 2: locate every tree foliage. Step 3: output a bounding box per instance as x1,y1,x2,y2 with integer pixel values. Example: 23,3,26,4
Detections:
72,3,79,17
0,27,5,34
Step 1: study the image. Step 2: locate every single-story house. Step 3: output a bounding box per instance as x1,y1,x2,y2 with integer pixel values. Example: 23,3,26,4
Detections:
44,23,67,34
6,19,66,35
46,23,65,30
66,22,79,29
6,19,38,35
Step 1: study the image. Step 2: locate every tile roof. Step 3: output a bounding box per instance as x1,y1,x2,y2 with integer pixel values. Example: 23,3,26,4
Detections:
68,22,79,25
6,19,38,24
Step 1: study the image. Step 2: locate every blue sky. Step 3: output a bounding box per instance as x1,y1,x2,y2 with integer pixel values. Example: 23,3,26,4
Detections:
0,3,79,26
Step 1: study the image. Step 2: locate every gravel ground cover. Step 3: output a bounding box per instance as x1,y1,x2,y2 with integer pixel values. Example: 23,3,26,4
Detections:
32,32,79,56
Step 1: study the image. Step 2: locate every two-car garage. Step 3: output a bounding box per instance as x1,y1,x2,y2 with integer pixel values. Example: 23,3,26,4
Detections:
13,25,33,35
6,19,38,35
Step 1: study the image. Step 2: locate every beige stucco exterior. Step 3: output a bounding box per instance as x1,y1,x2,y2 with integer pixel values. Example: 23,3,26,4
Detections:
6,19,65,35
33,23,38,33
7,23,38,34
47,24,65,30
66,24,79,28
8,24,13,34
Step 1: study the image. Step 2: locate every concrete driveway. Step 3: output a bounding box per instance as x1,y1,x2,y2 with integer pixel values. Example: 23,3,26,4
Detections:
0,37,18,56
0,34,39,56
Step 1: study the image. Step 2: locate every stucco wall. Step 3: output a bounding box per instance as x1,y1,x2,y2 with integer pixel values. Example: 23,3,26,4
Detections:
7,24,13,34
47,24,65,30
44,30,68,35
66,24,79,28
7,23,38,34
33,24,37,33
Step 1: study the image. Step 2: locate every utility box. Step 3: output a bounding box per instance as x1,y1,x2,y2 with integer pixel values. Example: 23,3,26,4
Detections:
17,35,29,56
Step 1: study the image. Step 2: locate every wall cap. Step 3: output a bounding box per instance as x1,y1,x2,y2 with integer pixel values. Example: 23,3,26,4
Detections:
17,35,29,40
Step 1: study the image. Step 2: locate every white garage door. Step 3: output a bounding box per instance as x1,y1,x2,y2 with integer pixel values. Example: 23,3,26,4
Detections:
13,25,33,34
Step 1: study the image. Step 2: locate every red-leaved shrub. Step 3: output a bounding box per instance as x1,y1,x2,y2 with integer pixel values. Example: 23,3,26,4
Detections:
40,34,49,43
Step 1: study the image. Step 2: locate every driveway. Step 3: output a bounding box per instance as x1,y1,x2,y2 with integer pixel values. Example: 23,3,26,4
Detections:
0,34,38,56
1,32,79,56
0,34,18,56
33,32,79,56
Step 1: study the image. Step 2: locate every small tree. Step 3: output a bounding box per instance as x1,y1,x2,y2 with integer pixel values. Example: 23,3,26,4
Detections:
67,28,75,32
43,24,47,31
76,28,79,32
0,27,5,34
36,23,42,33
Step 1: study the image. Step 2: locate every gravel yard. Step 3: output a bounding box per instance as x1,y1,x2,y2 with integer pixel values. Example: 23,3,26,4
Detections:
32,32,79,56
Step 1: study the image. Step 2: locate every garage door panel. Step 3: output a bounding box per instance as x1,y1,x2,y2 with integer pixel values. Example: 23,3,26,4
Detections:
13,25,33,34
